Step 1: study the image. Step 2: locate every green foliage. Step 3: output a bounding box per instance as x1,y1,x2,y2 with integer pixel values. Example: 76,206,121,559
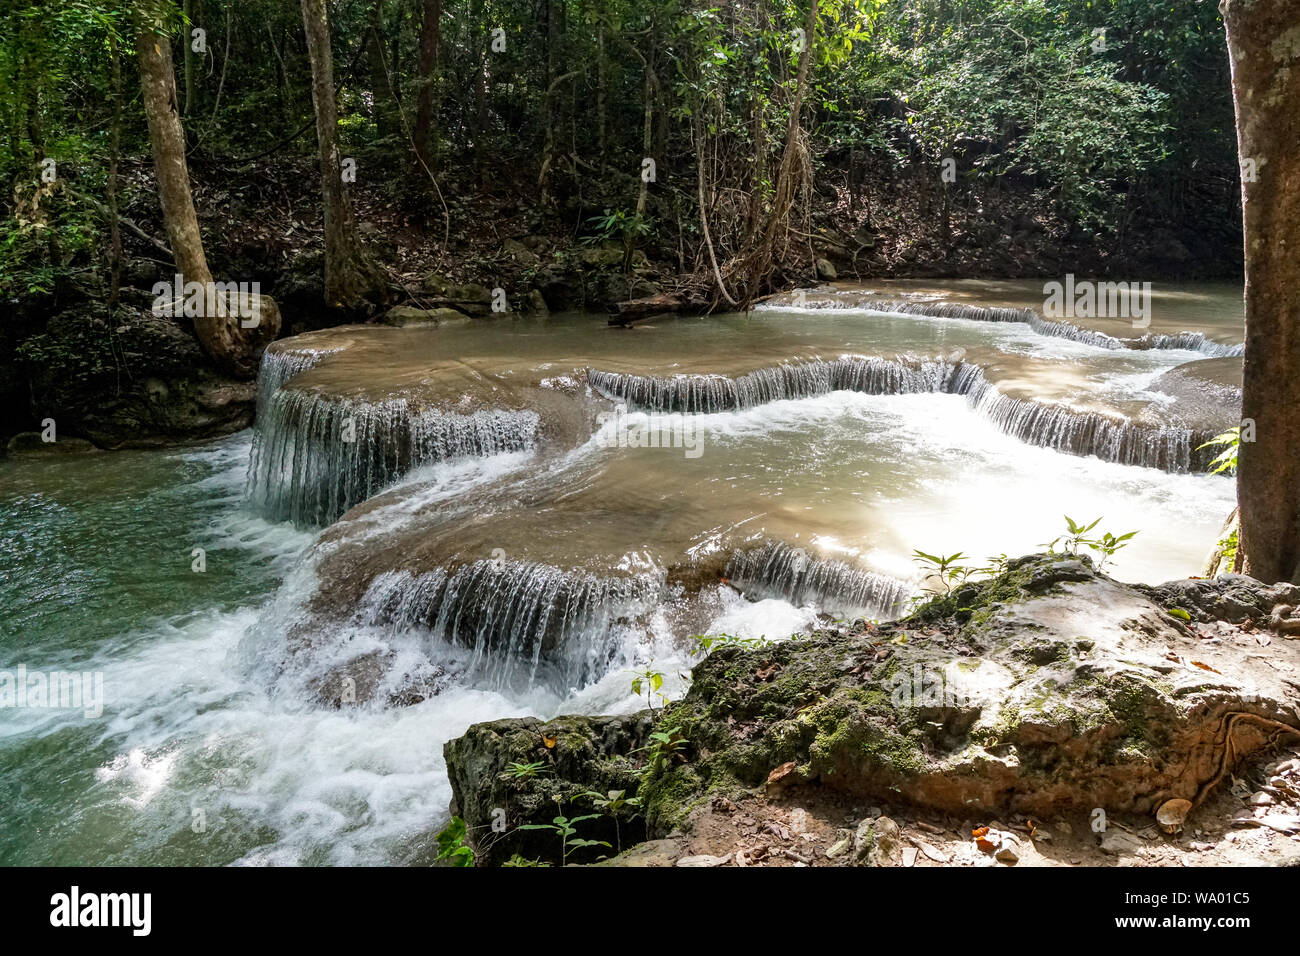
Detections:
688,633,774,657
573,788,641,853
911,550,974,597
506,760,548,779
629,667,667,712
1042,515,1137,571
434,816,475,867
517,814,611,866
1198,427,1242,476
633,726,689,774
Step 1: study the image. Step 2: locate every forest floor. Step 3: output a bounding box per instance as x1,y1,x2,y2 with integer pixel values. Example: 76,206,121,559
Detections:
613,757,1300,867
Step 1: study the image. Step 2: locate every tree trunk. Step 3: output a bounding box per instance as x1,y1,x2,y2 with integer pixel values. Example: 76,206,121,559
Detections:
108,33,124,309
300,0,387,309
136,29,209,288
367,0,393,139
182,0,196,115
1222,0,1300,584
596,26,607,173
136,22,277,377
413,0,442,170
740,0,818,304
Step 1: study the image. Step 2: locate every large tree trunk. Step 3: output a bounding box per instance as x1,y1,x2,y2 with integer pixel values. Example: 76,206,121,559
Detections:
412,0,442,170
300,0,387,309
1222,0,1300,584
136,22,278,377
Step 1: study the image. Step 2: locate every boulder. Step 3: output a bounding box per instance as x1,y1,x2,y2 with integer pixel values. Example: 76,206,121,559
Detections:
14,305,257,448
444,713,655,866
815,258,839,281
5,432,100,456
421,273,494,316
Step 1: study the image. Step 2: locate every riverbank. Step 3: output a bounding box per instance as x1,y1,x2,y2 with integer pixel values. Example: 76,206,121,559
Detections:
443,555,1300,867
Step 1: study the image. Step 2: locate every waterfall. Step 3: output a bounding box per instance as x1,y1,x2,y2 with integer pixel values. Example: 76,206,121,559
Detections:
355,562,665,690
254,347,336,419
246,388,541,526
591,357,1212,472
862,300,1127,351
724,542,913,621
762,295,1244,356
589,356,956,413
1132,332,1245,358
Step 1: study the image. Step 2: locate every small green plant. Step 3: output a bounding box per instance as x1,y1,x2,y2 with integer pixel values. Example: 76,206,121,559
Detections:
1217,526,1239,569
629,667,668,712
434,816,475,867
585,208,652,271
687,633,774,657
911,550,974,596
574,788,642,852
1197,427,1241,476
517,814,611,866
502,854,551,867
633,726,689,774
1041,516,1137,571
1088,529,1138,571
506,760,549,779
1042,516,1102,556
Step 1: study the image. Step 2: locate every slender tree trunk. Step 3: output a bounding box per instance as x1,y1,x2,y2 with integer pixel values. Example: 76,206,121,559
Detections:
413,0,442,170
108,34,124,309
136,22,278,376
299,0,387,309
1222,0,1300,584
367,0,393,139
596,26,607,173
539,0,559,203
182,0,196,114
471,0,487,178
635,62,653,217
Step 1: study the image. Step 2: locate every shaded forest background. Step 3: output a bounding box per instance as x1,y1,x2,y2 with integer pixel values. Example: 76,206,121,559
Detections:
0,0,1244,443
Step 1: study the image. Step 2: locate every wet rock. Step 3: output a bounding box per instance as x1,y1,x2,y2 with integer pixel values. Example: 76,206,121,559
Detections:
5,432,100,456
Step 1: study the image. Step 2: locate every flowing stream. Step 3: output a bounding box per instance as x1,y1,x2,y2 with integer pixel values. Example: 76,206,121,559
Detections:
0,281,1242,864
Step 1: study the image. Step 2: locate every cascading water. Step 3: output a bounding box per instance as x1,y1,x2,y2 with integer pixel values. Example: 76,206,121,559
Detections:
246,387,541,526
354,561,666,692
589,356,954,413
763,295,1243,357
590,357,1210,472
254,347,335,418
1132,331,1245,358
724,542,913,621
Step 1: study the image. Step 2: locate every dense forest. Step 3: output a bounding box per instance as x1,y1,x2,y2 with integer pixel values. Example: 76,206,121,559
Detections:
3,0,1243,326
